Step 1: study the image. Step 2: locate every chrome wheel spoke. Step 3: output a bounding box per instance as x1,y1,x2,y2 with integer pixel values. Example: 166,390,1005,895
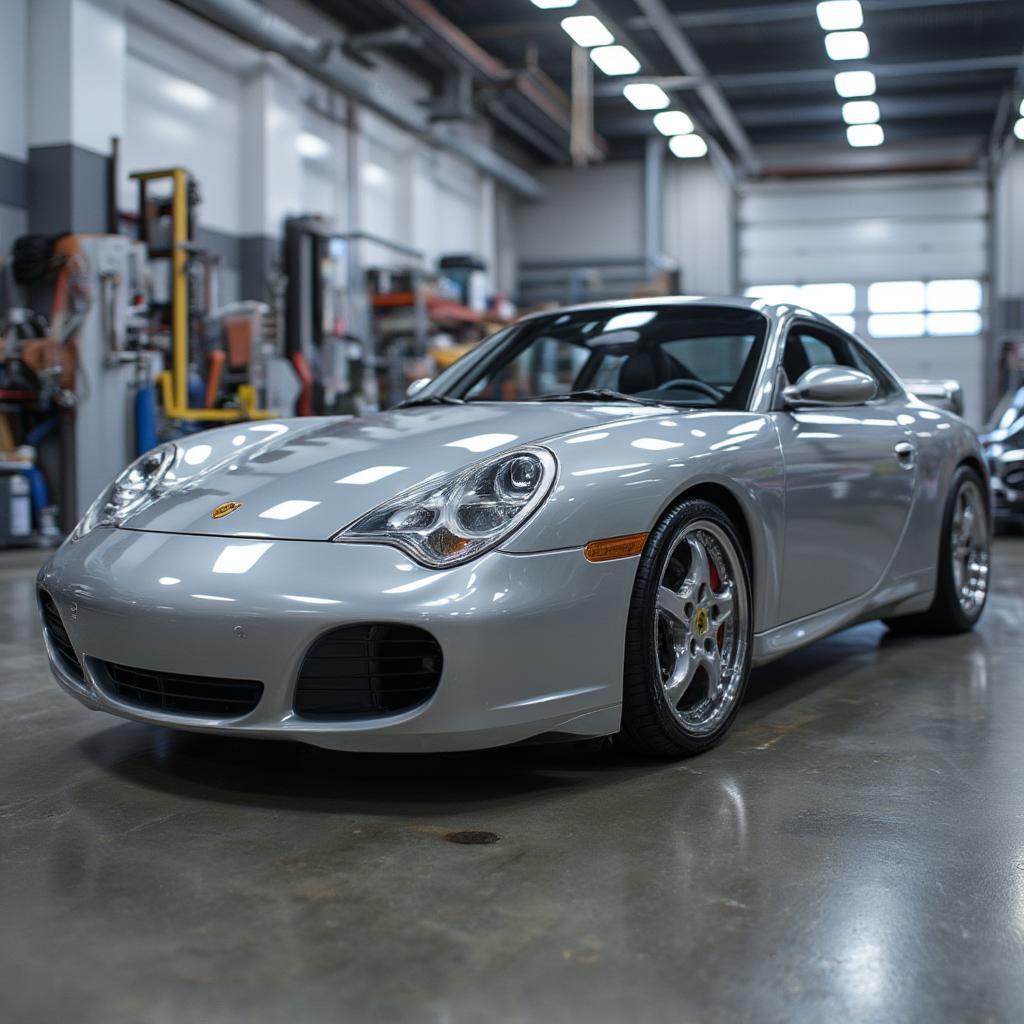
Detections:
658,585,690,627
663,647,699,709
681,536,711,600
710,584,734,626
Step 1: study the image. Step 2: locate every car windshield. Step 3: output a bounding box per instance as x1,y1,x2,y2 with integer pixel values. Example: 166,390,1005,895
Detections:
412,305,769,410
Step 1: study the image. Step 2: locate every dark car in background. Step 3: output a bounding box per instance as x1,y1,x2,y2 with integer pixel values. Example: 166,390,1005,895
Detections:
981,385,1024,524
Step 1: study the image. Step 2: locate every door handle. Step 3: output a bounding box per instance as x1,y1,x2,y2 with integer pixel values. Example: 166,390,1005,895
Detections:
894,442,916,469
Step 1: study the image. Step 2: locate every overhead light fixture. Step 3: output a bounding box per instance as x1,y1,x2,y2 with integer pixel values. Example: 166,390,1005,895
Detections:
590,45,640,76
847,123,884,147
653,110,694,136
1019,98,1024,117
530,0,577,8
816,1,863,31
560,15,613,47
296,131,330,159
842,99,880,124
1015,118,1024,141
623,83,670,110
834,70,876,97
669,134,708,159
824,30,870,60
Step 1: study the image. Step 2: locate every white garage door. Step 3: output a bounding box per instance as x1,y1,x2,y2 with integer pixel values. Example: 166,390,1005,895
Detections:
738,172,990,426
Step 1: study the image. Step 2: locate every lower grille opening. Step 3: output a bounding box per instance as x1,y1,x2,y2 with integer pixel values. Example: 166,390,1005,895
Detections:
294,623,442,718
39,590,84,681
100,662,263,718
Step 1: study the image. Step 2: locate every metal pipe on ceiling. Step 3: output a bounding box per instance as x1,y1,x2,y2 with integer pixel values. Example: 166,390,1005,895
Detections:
173,0,545,200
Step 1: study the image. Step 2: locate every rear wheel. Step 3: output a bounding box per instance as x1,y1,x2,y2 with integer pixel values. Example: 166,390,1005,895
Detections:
619,499,753,757
886,465,990,635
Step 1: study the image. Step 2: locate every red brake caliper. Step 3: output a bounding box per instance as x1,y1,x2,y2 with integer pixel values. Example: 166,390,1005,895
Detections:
709,561,725,648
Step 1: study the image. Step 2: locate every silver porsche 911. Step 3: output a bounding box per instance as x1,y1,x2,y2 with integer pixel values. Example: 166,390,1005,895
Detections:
38,298,991,756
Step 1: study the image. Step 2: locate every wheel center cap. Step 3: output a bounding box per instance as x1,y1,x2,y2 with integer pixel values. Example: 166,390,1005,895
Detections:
694,607,710,637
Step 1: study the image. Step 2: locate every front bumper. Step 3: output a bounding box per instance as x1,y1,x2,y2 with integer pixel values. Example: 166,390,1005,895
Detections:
37,528,634,751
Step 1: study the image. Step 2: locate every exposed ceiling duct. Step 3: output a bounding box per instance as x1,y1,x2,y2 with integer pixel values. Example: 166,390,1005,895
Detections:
173,0,545,199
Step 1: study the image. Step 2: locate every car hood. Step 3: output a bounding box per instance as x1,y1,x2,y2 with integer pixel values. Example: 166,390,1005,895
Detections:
123,402,667,541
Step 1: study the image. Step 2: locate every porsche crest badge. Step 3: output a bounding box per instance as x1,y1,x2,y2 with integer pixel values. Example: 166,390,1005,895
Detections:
211,501,242,520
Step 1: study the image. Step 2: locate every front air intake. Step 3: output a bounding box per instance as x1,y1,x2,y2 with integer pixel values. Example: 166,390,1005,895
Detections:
99,662,263,718
39,590,84,681
293,624,442,718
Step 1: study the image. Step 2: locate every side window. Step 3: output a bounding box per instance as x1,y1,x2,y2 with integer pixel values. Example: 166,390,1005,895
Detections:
781,324,894,404
783,325,879,384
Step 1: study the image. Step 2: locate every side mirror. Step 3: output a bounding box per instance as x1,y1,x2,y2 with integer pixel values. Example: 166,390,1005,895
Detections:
783,366,878,408
405,377,432,399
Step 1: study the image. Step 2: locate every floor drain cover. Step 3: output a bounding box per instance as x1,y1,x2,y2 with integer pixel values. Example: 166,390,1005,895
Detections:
445,830,499,845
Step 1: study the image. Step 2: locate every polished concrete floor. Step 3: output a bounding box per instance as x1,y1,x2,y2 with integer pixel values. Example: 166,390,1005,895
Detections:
3,539,1024,1023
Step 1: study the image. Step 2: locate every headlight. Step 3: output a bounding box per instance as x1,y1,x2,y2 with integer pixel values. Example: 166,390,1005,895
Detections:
335,446,557,567
71,444,178,540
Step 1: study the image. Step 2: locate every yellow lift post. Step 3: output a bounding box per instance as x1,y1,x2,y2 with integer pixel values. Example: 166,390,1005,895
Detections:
131,167,272,422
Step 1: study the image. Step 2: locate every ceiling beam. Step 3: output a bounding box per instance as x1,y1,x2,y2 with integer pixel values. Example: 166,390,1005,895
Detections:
632,0,759,176
627,0,1011,32
594,53,1024,97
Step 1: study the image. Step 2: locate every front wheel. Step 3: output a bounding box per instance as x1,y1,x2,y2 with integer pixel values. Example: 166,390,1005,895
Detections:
619,499,753,757
886,465,991,635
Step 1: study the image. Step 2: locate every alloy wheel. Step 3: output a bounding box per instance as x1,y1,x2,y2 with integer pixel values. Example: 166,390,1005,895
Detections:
951,479,989,617
654,521,749,736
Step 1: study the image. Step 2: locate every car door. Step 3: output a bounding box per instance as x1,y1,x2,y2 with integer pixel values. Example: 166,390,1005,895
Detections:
774,322,917,623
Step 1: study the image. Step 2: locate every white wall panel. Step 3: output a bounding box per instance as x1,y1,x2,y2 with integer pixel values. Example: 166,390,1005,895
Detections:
663,162,734,294
29,0,125,154
995,148,1024,300
121,24,244,235
0,0,28,160
515,161,645,262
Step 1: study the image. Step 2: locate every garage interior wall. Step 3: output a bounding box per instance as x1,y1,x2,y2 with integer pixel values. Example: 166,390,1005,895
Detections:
0,0,510,307
513,159,735,305
739,172,991,426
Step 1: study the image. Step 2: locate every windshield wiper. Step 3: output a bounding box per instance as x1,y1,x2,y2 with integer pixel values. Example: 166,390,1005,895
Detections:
395,395,466,409
536,388,665,407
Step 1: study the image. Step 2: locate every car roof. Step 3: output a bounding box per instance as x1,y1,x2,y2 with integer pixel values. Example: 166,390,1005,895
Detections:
516,295,828,327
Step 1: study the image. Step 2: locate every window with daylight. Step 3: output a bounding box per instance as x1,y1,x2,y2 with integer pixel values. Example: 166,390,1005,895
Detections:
867,279,983,338
745,283,856,333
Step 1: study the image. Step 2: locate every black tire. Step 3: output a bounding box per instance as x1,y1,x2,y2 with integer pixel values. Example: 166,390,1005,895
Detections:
885,464,990,635
618,498,754,757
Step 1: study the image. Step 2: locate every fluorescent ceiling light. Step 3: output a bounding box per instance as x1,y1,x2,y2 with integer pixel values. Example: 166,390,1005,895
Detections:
560,15,613,47
590,45,640,76
669,134,708,159
824,30,870,60
653,110,694,136
1015,118,1024,141
842,99,880,124
834,70,876,97
296,131,330,158
847,123,884,147
623,83,670,110
816,1,863,31
530,0,577,8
